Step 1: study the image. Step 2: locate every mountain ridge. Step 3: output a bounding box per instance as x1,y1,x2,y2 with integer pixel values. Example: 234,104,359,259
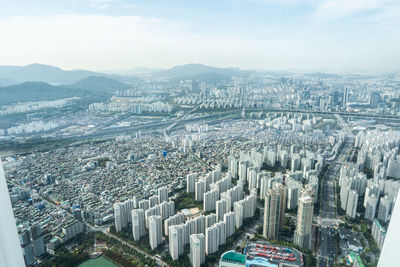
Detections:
0,63,105,84
152,63,244,79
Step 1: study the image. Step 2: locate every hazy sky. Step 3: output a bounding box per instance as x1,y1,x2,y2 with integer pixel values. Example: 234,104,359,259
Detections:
0,0,399,71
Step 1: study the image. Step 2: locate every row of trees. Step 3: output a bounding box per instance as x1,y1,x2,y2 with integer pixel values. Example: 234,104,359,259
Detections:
95,232,156,267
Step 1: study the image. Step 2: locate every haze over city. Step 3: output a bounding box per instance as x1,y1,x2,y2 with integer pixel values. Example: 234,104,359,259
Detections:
1,0,400,71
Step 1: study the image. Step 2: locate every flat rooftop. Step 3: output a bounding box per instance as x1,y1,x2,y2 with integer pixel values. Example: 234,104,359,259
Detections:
244,241,303,267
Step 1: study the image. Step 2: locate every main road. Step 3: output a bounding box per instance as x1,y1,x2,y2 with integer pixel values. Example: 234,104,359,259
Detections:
318,138,352,267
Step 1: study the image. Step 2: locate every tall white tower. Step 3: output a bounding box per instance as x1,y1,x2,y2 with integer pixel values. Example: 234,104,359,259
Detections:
0,161,25,267
294,195,314,249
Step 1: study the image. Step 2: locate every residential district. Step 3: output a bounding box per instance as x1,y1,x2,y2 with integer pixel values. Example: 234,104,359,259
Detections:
2,73,400,267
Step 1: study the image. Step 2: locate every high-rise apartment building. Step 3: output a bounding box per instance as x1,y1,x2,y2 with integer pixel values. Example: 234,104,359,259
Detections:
205,225,219,255
263,184,286,239
224,212,235,238
216,199,227,222
187,173,196,193
132,209,146,241
346,189,358,218
377,196,392,223
294,195,314,249
195,180,205,201
190,234,205,267
169,224,185,260
365,194,379,221
30,224,45,257
158,186,168,203
148,215,162,250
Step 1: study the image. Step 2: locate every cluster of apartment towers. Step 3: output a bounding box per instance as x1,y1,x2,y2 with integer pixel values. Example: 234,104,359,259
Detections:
338,130,400,251
113,145,323,266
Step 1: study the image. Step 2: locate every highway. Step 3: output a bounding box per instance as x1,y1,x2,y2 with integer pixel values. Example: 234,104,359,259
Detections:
248,107,400,122
318,139,352,267
0,109,240,156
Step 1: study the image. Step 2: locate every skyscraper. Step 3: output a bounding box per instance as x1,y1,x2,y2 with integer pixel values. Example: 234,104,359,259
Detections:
203,189,219,212
158,186,168,203
263,183,286,239
114,203,123,232
224,212,235,238
216,199,227,222
294,195,314,249
114,198,136,232
187,173,196,193
30,223,46,257
139,199,149,211
164,212,185,236
19,229,35,266
169,224,185,260
343,88,348,109
195,180,205,201
149,195,159,208
228,156,238,178
220,192,232,213
205,225,219,255
132,209,146,241
234,202,244,229
346,189,358,218
214,221,226,246
0,161,25,267
365,194,379,221
377,196,392,223
370,91,380,108
190,234,205,267
148,215,162,250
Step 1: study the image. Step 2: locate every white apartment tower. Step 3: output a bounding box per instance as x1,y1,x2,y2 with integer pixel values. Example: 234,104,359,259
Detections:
216,199,227,222
148,215,162,250
132,209,145,241
294,195,314,249
190,234,205,267
187,173,196,193
169,224,185,260
158,186,169,203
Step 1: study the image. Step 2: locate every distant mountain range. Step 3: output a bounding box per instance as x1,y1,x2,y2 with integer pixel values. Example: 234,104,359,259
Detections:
0,64,104,85
69,76,131,93
104,66,164,76
152,63,243,80
0,82,88,105
0,63,247,86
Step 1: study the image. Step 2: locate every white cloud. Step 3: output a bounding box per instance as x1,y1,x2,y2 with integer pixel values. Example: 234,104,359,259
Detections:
89,3,109,9
313,0,398,21
0,14,398,71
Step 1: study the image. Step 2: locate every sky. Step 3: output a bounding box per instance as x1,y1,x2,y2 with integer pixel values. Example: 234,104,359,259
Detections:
0,0,399,71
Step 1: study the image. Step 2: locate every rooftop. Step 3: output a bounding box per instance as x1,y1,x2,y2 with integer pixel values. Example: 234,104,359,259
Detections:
245,241,303,266
221,251,246,265
246,256,278,267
